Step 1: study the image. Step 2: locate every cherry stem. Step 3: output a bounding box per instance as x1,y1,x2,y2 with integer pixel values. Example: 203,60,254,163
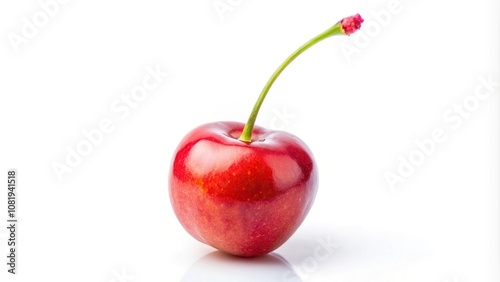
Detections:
238,21,345,142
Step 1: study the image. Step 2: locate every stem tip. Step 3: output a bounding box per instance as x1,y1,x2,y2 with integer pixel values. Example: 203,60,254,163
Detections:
340,14,364,35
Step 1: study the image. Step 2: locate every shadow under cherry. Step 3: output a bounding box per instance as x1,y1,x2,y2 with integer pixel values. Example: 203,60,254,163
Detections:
181,251,302,282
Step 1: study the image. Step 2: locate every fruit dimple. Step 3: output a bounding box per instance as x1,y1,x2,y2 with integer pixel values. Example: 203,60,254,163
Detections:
226,129,242,140
228,131,265,143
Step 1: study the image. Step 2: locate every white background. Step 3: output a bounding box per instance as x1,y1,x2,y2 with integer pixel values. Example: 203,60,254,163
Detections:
0,0,499,281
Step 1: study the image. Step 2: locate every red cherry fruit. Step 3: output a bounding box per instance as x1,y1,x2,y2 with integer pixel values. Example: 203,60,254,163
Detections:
169,14,363,257
170,122,318,257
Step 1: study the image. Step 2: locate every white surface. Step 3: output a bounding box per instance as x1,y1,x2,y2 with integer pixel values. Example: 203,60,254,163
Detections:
0,0,498,281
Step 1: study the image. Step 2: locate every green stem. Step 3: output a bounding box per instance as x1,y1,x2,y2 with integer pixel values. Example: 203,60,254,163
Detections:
238,22,345,142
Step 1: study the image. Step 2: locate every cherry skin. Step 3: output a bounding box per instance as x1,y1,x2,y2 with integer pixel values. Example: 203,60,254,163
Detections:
169,122,318,257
